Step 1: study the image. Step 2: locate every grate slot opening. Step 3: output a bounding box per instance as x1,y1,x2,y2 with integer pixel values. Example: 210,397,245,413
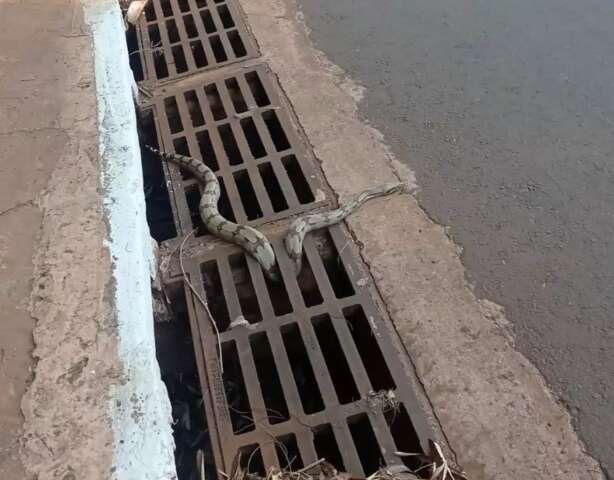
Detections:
201,260,231,329
258,162,288,212
154,284,217,480
200,9,217,33
262,110,290,152
195,0,207,7
239,444,265,475
281,155,315,204
172,137,194,180
229,253,262,325
172,45,189,74
225,78,248,113
190,40,208,68
178,0,190,13
312,314,359,404
210,35,228,62
184,91,205,127
240,117,266,158
196,130,220,170
139,110,177,241
250,332,290,424
228,30,247,57
203,84,225,120
233,170,263,220
154,51,169,79
280,323,324,414
164,97,184,133
218,124,243,165
217,4,235,28
296,254,324,307
343,305,395,391
245,71,270,107
222,341,255,434
316,231,355,298
148,23,162,44
159,0,173,17
275,434,303,470
264,272,293,316
144,0,156,21
185,185,207,235
126,28,144,82
385,404,423,471
313,425,345,471
166,19,180,43
183,14,199,38
348,414,384,475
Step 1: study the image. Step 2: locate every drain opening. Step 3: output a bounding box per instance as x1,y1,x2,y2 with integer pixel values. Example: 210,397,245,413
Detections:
239,444,265,475
222,341,255,434
218,123,243,165
240,117,267,158
200,9,217,33
205,84,227,120
196,130,220,170
166,19,180,43
348,414,384,475
245,71,270,107
165,97,184,133
312,314,360,404
280,323,324,414
296,254,324,307
191,40,209,68
183,14,199,38
225,78,248,113
160,0,174,17
228,30,247,57
313,425,345,471
275,434,303,470
281,155,314,204
184,90,205,127
384,404,423,470
258,162,288,212
234,170,263,220
264,271,293,316
153,283,216,479
229,253,262,325
250,332,290,424
125,27,144,82
201,260,231,330
172,45,189,74
316,231,355,298
210,35,228,62
217,4,234,28
262,110,290,152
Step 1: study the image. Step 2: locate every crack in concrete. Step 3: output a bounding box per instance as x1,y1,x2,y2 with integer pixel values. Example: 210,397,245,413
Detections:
0,199,36,218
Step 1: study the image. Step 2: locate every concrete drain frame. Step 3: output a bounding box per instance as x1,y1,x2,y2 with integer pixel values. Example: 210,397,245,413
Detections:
132,1,436,477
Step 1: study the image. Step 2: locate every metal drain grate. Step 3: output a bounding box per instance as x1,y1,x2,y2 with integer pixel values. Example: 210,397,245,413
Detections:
171,225,432,477
147,64,326,239
130,0,258,83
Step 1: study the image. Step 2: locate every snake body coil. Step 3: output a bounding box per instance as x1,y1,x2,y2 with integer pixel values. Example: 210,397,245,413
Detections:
145,146,279,280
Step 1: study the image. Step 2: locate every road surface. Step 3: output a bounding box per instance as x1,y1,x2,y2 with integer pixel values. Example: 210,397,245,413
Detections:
297,0,614,475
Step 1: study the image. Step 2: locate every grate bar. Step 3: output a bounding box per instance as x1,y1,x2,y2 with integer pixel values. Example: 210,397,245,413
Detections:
332,422,365,476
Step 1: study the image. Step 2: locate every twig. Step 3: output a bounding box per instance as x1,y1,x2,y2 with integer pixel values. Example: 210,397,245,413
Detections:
295,458,325,474
179,229,224,373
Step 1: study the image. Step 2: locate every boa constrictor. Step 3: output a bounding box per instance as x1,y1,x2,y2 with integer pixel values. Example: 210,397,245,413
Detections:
146,146,405,279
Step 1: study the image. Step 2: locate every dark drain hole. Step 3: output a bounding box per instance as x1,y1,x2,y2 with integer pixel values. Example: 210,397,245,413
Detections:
210,35,228,62
139,110,176,241
166,19,180,43
183,14,198,38
250,332,290,424
125,27,144,82
225,78,248,113
312,314,359,404
281,155,314,204
196,130,220,171
191,40,208,68
262,110,290,152
186,185,208,236
144,0,156,21
160,0,173,17
240,117,267,158
178,0,190,13
184,90,205,127
264,269,293,316
234,170,263,220
172,45,189,74
172,137,194,179
317,231,355,298
239,444,265,475
148,23,162,44
153,284,216,480
165,97,184,133
280,323,324,414
229,253,262,324
200,9,217,34
154,50,170,80
296,254,323,307
205,84,227,120
258,162,288,212
275,434,303,470
348,414,384,475
343,305,395,391
385,404,423,471
217,4,234,28
218,124,243,165
222,341,256,434
201,260,231,330
313,425,345,471
245,71,271,107
228,30,247,58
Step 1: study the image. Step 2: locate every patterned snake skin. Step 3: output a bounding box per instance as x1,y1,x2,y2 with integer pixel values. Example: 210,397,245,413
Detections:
146,146,405,278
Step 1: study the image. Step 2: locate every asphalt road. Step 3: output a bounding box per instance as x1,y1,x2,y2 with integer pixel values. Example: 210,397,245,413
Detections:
297,0,614,475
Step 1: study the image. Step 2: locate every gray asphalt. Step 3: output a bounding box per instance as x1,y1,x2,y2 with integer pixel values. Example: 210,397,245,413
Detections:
297,0,614,475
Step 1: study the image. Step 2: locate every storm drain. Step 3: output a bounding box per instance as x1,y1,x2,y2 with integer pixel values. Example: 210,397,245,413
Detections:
144,63,326,240
128,0,258,83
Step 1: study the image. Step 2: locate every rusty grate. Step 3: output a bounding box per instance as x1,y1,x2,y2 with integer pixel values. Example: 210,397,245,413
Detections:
168,225,433,477
129,0,258,83
147,64,326,239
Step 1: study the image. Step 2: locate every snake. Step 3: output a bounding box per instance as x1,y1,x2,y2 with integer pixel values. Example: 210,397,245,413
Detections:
146,146,405,278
